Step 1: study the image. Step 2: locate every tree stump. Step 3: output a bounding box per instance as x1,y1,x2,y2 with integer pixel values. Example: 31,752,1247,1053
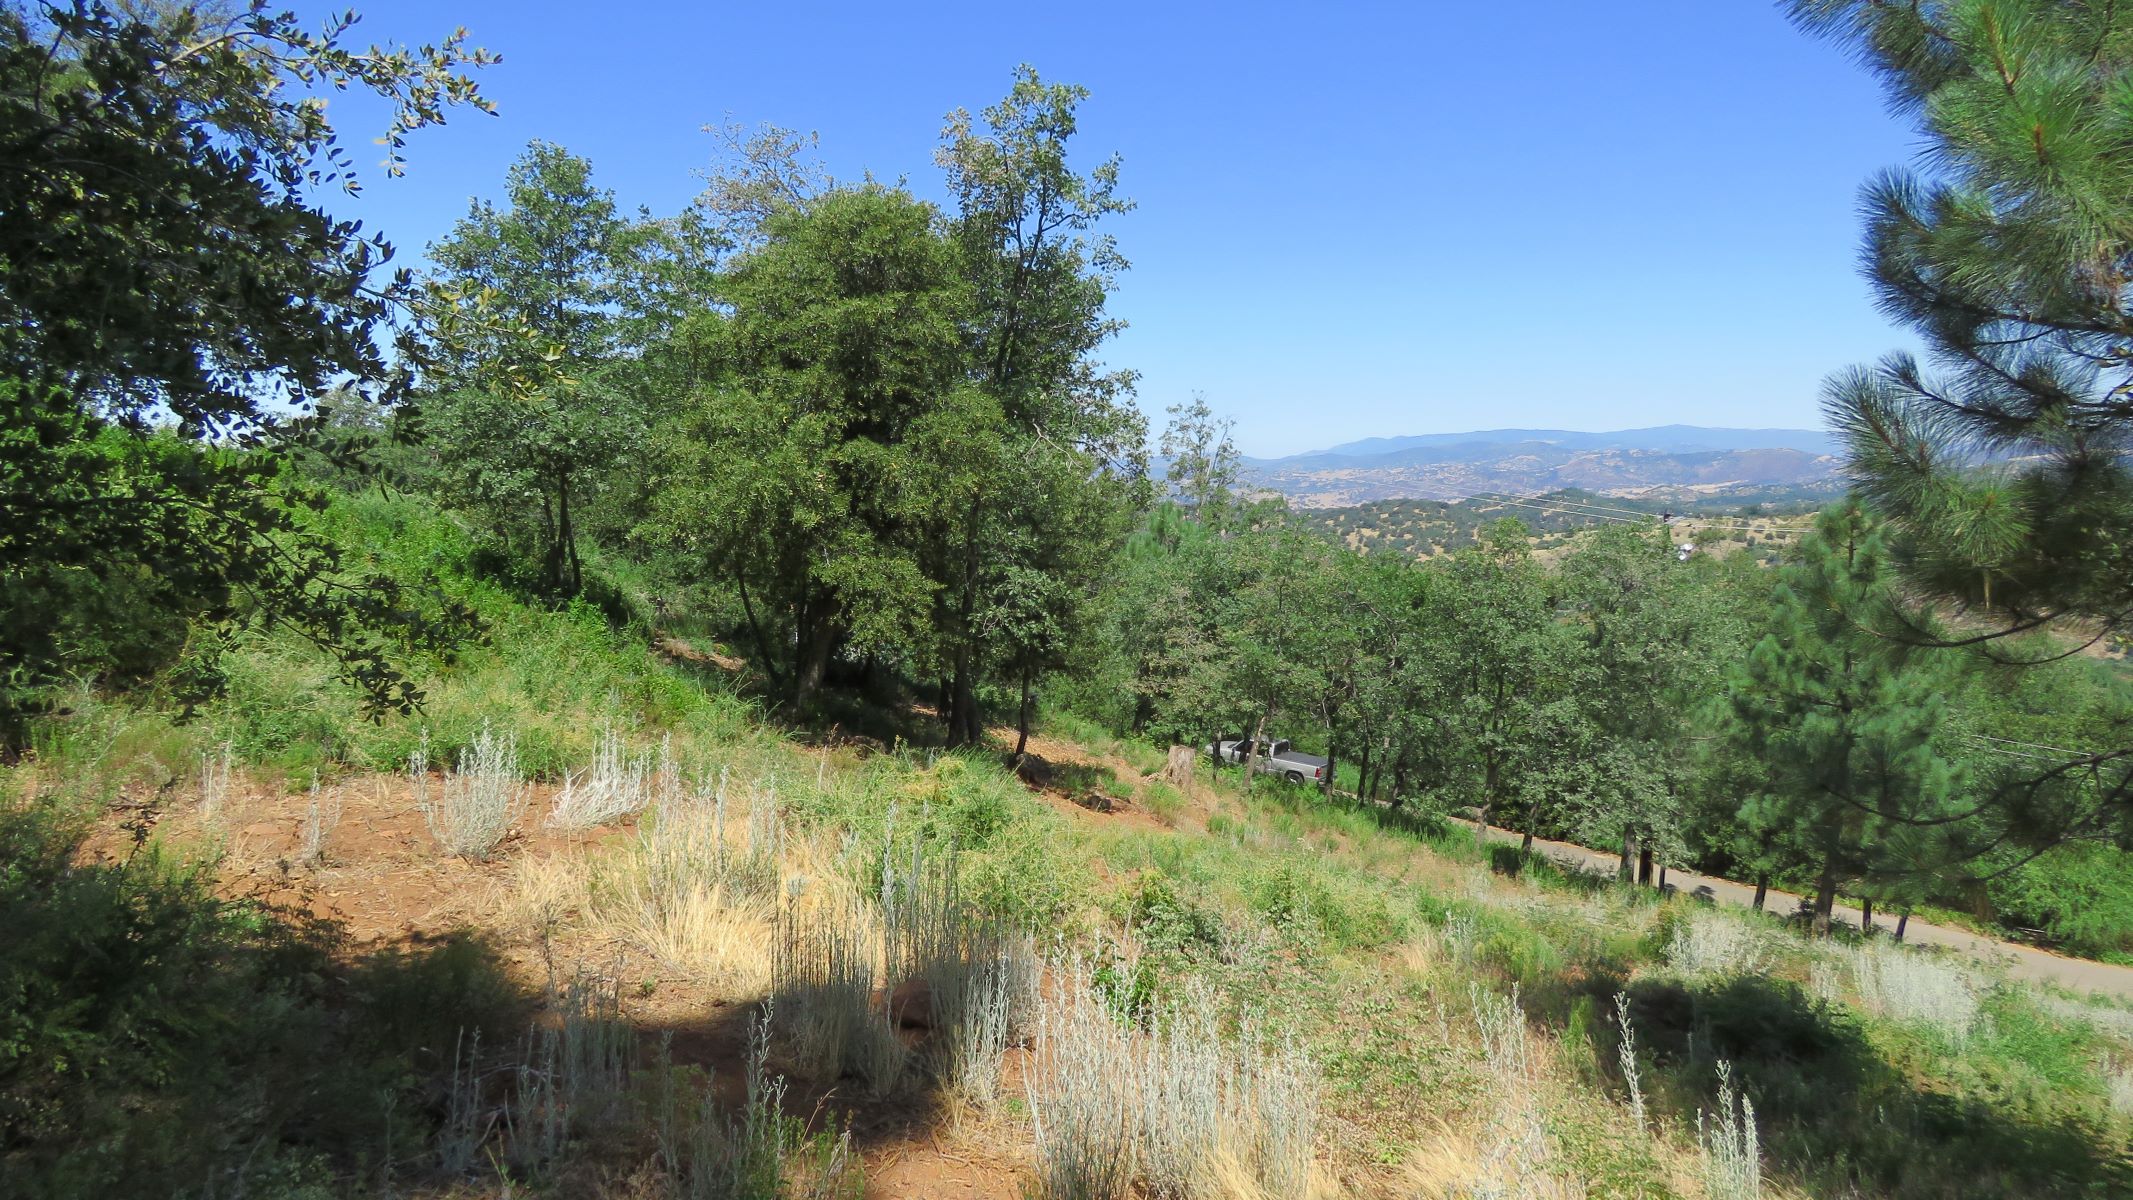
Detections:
1164,744,1197,793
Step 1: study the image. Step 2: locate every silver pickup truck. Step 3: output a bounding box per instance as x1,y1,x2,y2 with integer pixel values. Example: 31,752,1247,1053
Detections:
1206,736,1330,785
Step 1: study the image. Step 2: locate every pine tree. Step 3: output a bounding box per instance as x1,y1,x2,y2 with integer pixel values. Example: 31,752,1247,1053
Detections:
1730,504,1971,935
1790,5,2133,743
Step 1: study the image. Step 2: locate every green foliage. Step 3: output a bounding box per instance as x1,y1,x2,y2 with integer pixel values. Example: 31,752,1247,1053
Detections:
0,3,494,745
0,801,525,1197
1133,872,1225,954
1791,0,2133,837
1730,504,1975,930
648,186,978,707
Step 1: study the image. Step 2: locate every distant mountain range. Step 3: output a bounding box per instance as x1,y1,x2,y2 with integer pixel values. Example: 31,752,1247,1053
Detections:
1243,425,1845,509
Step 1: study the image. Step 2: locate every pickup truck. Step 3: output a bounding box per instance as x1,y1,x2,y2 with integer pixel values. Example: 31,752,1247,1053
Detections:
1206,736,1330,785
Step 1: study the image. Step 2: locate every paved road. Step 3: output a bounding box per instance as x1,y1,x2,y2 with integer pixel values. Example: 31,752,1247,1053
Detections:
1465,820,2133,1000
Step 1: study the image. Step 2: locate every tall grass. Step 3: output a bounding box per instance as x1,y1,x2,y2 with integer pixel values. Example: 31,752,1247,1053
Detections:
1468,983,1561,1195
648,1006,860,1200
1023,958,1320,1200
1841,942,1982,1041
298,775,342,867
198,739,233,824
773,887,907,1097
1664,910,1769,979
1698,1061,1761,1200
414,723,531,860
585,767,786,987
1613,991,1645,1133
548,726,659,830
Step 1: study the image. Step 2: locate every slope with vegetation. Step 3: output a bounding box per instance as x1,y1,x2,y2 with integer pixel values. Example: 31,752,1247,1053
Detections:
10,488,2133,1200
11,2,2133,1198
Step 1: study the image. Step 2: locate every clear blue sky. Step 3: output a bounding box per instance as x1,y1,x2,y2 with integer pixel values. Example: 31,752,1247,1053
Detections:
328,0,1918,458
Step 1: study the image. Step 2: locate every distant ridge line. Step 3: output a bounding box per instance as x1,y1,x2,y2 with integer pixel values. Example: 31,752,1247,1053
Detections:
1290,424,1836,462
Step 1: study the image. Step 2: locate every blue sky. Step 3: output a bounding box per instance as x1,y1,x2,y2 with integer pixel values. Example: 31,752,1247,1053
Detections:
329,1,1918,458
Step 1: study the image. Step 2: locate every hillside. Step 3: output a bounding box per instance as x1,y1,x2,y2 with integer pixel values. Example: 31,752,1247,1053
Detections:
1243,427,1846,509
11,493,2133,1199
1296,488,1825,561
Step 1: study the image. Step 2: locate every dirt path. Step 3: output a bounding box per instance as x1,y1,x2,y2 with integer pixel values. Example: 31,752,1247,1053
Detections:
1466,821,2133,1000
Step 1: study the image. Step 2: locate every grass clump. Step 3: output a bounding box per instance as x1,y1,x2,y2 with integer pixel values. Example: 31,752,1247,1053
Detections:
1840,941,1982,1042
414,722,531,860
1698,1061,1762,1200
547,725,660,830
1023,957,1320,1200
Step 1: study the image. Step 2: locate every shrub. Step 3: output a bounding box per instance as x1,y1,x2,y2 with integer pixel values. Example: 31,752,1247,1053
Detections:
1023,960,1319,1200
547,726,659,830
1842,942,1981,1042
1666,910,1770,980
414,723,530,860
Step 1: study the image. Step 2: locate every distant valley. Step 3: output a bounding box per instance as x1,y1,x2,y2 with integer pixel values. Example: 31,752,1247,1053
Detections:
1243,424,1846,509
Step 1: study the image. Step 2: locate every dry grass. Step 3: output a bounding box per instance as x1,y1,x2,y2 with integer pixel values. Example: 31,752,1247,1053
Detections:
1022,959,1321,1200
548,726,661,831
298,775,342,867
415,723,531,860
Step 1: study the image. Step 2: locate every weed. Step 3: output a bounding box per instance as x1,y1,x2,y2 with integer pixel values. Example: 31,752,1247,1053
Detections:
548,725,658,830
1842,941,1981,1042
1665,909,1769,980
298,774,342,867
416,722,531,860
1613,991,1645,1133
1697,1061,1761,1200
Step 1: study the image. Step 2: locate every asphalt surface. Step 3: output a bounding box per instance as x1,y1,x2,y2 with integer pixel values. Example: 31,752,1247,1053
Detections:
1463,820,2133,1000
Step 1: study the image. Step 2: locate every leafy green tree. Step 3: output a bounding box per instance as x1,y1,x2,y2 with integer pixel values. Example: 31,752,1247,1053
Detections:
422,143,637,596
1160,395,1242,526
1423,521,1585,841
1789,0,2133,822
649,187,977,708
932,66,1144,745
0,2,492,741
1730,504,1974,935
1559,525,1741,880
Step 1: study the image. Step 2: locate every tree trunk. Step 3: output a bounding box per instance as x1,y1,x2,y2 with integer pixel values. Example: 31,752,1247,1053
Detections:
1322,741,1339,800
1812,863,1838,938
794,596,839,709
1356,742,1372,804
945,493,986,747
1638,845,1654,887
1164,745,1197,793
1658,864,1668,892
1752,874,1769,913
946,644,980,747
557,470,582,596
1895,908,1911,943
1013,668,1034,758
1521,828,1535,854
1619,830,1634,882
1239,710,1268,792
1860,897,1874,935
733,572,786,692
1477,757,1499,845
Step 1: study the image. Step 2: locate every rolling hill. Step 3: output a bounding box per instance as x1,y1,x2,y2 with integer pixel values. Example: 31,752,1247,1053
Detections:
1243,425,1846,509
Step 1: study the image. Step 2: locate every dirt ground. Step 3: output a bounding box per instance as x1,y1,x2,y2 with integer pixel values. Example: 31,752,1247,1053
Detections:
89,770,1047,1199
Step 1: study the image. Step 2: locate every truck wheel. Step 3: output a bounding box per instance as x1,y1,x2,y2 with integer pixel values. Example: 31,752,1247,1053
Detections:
1284,770,1304,784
